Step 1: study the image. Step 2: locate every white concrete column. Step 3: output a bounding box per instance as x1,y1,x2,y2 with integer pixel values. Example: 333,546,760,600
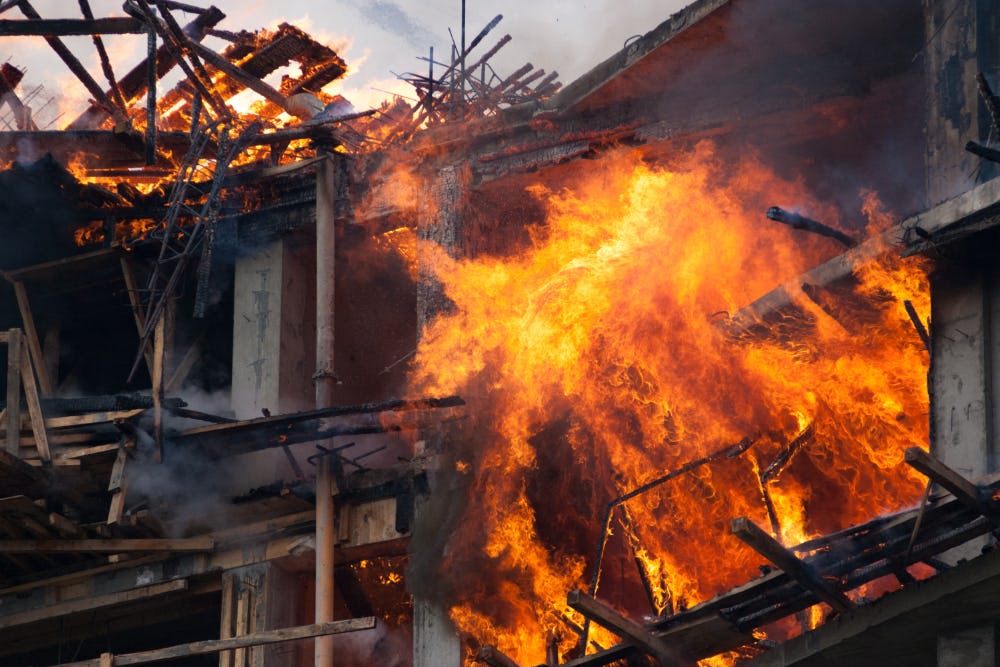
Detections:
231,238,316,419
414,599,461,667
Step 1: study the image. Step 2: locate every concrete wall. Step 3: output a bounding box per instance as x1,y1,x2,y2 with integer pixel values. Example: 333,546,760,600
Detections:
924,0,1000,206
931,260,1000,561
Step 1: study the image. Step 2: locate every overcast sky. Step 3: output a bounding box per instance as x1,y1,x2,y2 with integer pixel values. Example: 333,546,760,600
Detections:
3,1,689,126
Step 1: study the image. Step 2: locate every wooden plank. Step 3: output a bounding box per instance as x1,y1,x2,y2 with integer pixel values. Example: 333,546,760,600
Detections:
233,577,250,667
165,337,200,392
107,441,129,526
567,590,677,665
10,281,50,394
25,459,79,468
0,494,46,516
48,511,82,538
219,573,235,667
0,17,144,35
54,442,121,459
0,579,188,629
59,618,377,667
731,517,853,613
905,447,996,519
45,408,145,429
6,327,21,456
107,489,127,526
0,537,214,553
19,350,49,462
108,442,129,491
0,554,165,597
210,510,315,545
101,653,113,667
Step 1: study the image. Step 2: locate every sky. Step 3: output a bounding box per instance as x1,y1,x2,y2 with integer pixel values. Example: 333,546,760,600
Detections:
2,0,689,127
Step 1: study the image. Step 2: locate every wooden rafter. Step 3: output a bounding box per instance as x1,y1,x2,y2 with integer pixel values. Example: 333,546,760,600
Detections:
0,17,143,35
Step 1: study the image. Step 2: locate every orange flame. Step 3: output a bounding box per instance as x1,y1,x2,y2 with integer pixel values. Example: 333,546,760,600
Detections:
407,142,929,664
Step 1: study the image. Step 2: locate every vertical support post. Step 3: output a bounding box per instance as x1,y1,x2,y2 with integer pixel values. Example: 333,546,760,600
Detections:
315,457,336,667
234,579,251,667
152,315,165,464
145,26,157,165
314,152,337,667
12,280,51,394
19,343,49,463
6,328,21,456
219,573,235,667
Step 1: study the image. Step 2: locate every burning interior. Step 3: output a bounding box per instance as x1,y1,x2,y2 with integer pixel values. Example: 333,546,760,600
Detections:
1,0,1000,666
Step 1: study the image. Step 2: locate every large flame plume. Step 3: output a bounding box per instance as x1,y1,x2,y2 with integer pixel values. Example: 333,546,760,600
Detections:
407,142,930,664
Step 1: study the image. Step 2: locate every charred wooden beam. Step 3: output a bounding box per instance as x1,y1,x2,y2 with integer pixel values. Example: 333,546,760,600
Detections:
78,0,128,113
15,1,129,125
766,206,856,248
477,645,523,667
145,25,157,163
185,37,289,112
903,299,931,352
904,447,997,520
128,0,228,118
0,537,214,553
731,517,853,613
760,423,814,484
66,5,223,130
567,590,677,665
966,140,1000,164
0,16,143,35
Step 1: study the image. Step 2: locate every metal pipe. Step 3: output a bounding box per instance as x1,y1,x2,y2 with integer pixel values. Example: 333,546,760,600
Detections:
314,153,337,667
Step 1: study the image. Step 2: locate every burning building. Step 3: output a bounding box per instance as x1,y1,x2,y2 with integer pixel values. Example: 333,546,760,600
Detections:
0,0,998,666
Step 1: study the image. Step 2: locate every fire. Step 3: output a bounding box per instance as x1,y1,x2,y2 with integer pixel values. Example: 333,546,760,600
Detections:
407,142,930,664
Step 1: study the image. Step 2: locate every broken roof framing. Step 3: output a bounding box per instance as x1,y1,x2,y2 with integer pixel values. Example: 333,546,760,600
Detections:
1,0,1000,665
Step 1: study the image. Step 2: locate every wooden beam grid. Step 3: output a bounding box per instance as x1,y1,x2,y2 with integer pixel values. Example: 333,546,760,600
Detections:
506,454,1000,666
